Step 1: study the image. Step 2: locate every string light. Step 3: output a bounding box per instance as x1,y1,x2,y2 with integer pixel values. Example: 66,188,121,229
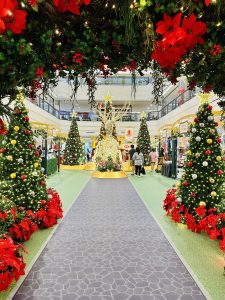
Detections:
55,29,60,35
112,4,115,9
216,21,222,27
130,4,134,8
105,2,108,7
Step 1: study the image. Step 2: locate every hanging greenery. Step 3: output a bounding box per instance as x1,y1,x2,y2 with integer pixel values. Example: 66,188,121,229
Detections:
0,0,225,115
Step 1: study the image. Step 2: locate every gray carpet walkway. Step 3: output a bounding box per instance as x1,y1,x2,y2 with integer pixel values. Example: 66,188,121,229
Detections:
13,178,206,300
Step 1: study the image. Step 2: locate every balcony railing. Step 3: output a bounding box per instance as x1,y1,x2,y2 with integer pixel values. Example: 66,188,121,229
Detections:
36,89,196,121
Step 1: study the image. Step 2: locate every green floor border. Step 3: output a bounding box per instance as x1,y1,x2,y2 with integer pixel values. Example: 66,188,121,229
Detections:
129,172,225,300
1,170,91,300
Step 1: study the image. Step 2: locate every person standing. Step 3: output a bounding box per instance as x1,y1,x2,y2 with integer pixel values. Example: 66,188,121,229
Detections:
150,148,158,171
129,144,136,175
87,149,90,162
132,147,144,176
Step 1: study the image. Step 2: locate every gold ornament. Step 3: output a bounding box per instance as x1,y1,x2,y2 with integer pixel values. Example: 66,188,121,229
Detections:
11,140,17,145
186,150,192,155
207,139,212,144
16,91,25,102
177,182,181,187
195,152,201,158
216,156,222,161
14,126,20,132
210,129,215,134
6,155,13,161
211,191,217,197
10,173,16,179
34,162,39,168
199,201,206,207
209,178,215,183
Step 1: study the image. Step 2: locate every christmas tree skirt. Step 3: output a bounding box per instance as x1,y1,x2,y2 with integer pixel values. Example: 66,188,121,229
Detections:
122,161,133,172
84,162,96,171
92,170,127,178
61,165,85,170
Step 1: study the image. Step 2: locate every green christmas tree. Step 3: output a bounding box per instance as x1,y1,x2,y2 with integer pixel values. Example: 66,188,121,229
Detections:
2,92,48,211
97,97,117,143
137,112,151,165
63,113,85,165
176,95,225,213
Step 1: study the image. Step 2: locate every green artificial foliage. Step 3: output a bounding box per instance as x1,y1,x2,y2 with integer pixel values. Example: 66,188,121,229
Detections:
137,115,151,166
1,94,48,211
63,115,85,165
177,102,225,214
41,157,57,176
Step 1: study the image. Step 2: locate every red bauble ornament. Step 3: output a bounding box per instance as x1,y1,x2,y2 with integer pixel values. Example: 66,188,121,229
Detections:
205,149,211,155
23,116,29,122
24,129,30,134
34,150,39,156
190,192,196,198
183,181,189,187
21,174,27,180
41,181,46,187
217,170,223,175
0,148,6,153
41,199,47,205
28,144,34,149
194,117,199,123
188,161,193,167
216,138,222,143
207,105,213,111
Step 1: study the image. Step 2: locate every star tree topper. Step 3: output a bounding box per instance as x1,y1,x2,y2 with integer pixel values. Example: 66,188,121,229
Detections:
141,111,147,119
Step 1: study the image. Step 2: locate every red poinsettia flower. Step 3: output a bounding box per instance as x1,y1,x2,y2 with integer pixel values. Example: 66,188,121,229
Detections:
195,206,206,217
182,14,207,49
210,44,222,57
209,229,220,240
36,67,43,78
73,53,83,66
156,13,185,46
0,0,27,34
53,0,90,15
220,239,225,251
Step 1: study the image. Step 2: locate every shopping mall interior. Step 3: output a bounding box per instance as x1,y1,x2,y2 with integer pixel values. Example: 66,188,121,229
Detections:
1,1,225,300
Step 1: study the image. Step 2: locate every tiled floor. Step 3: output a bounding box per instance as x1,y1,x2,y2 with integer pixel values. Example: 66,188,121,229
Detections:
13,178,206,300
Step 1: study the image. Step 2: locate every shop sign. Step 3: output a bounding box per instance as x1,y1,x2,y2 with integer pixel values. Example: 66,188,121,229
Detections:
179,122,189,134
125,128,134,141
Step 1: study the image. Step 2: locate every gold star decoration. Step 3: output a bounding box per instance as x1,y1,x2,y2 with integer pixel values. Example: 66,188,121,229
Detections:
141,111,147,119
72,112,77,117
104,93,112,103
198,93,211,105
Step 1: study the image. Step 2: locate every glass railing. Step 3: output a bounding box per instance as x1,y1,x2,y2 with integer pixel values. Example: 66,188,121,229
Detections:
36,89,196,121
159,89,196,118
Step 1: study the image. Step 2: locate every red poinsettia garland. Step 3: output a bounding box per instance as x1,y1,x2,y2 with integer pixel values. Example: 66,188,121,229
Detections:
0,189,63,291
163,187,225,252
